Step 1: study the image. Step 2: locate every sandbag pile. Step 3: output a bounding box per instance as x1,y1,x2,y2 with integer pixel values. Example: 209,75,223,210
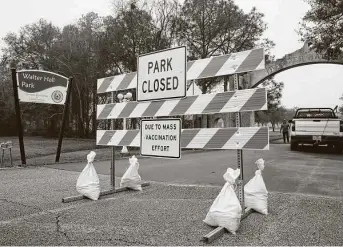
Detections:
244,158,268,215
120,155,142,191
203,168,242,234
76,151,100,200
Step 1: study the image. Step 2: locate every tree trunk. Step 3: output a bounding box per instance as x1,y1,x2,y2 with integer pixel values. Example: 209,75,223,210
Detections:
201,115,207,128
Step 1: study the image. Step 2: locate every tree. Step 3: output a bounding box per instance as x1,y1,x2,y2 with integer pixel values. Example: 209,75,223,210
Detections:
299,0,343,59
339,94,343,114
107,1,176,129
0,0,276,137
0,65,16,136
255,79,284,130
255,111,269,127
176,0,269,127
281,107,298,121
2,20,65,136
61,12,107,137
1,14,109,137
177,0,269,94
269,106,286,131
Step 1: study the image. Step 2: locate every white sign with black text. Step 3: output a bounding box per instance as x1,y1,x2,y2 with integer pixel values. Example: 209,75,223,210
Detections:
137,46,186,102
140,118,181,159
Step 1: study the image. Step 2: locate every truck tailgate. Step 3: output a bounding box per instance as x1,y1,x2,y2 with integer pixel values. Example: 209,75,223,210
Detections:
295,119,340,136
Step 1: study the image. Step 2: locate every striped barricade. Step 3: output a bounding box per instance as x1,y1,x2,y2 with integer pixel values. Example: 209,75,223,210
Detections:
97,88,267,119
97,48,264,93
96,127,269,150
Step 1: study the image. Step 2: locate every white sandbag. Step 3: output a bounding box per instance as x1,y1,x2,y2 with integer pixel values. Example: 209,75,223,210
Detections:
120,155,142,191
76,151,100,200
244,158,268,215
204,168,242,234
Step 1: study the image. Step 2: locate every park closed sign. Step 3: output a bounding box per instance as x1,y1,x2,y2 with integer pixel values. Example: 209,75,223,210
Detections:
137,46,186,102
140,118,181,159
17,70,69,105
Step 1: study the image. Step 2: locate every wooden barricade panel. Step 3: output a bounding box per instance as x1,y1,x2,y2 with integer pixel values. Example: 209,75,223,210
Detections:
97,88,267,120
97,48,264,94
96,127,269,150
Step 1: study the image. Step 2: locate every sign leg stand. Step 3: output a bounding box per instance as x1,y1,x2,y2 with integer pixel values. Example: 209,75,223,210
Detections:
234,74,247,213
202,74,254,244
110,92,116,189
62,91,150,203
11,68,26,167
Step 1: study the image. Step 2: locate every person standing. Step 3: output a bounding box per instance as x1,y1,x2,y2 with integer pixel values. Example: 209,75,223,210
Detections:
280,119,290,143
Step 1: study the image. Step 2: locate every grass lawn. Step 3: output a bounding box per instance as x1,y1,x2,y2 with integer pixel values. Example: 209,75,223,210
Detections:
0,130,282,167
0,136,126,167
0,136,197,167
0,136,96,160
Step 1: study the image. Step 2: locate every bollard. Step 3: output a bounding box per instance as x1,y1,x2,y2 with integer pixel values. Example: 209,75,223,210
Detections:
0,141,13,167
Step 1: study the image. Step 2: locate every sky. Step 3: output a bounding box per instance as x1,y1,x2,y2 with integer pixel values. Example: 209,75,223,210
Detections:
0,0,342,109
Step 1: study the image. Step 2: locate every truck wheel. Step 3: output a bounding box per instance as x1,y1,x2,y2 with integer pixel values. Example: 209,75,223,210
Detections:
334,144,342,154
290,141,298,151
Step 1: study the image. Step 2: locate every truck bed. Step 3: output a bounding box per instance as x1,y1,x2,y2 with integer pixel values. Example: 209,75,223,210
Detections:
294,119,340,136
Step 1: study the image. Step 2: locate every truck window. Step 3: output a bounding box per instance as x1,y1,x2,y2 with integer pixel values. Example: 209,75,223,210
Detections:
295,110,336,118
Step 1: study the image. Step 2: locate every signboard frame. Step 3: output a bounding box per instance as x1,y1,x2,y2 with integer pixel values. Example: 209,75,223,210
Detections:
140,118,182,159
16,69,69,105
10,68,72,166
136,46,187,102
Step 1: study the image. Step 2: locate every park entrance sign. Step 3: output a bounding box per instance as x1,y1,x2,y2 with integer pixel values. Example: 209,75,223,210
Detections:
140,118,181,159
17,70,69,104
250,41,343,88
11,68,72,166
137,46,187,102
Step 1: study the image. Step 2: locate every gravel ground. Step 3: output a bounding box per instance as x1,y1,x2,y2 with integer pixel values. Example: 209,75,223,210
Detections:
0,167,342,246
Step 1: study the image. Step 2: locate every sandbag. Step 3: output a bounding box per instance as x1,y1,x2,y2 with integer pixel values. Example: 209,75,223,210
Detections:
76,151,100,200
244,158,268,215
204,168,242,234
120,155,142,191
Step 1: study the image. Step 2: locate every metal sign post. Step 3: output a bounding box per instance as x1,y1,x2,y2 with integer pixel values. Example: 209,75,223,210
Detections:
11,68,26,166
55,77,73,162
62,89,150,203
11,69,70,165
234,74,245,210
110,91,116,189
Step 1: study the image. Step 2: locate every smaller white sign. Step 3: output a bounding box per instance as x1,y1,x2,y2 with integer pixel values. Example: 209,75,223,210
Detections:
140,118,181,159
137,46,186,102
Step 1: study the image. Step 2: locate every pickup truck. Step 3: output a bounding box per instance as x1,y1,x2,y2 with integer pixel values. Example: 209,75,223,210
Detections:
289,108,343,153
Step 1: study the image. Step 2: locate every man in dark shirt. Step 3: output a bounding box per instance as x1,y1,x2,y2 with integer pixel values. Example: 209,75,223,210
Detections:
280,119,290,143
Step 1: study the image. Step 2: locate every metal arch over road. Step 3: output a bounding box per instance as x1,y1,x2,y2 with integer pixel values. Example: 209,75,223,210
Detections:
250,40,343,88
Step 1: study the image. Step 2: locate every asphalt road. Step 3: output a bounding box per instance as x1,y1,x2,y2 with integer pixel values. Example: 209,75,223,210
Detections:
48,143,343,198
1,142,343,245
